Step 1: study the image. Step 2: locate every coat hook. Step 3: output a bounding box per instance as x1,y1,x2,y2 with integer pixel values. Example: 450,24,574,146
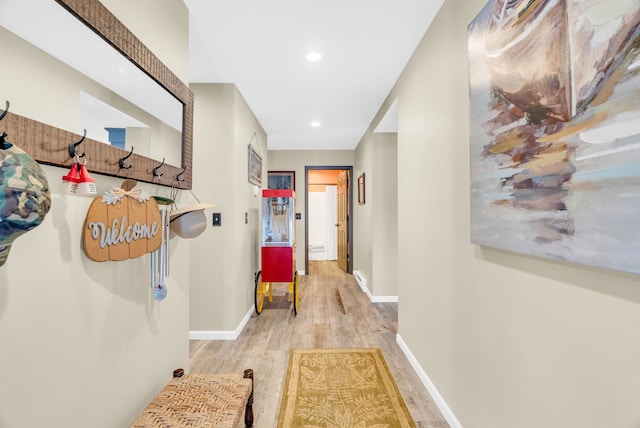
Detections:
1,102,11,149
119,146,134,169
68,129,87,159
0,132,10,150
176,166,186,182
0,100,9,122
152,157,165,177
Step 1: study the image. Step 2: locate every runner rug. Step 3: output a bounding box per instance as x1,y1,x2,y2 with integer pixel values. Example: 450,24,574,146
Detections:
277,348,416,427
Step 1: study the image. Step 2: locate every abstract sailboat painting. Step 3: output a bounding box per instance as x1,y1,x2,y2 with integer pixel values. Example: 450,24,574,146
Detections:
468,0,640,273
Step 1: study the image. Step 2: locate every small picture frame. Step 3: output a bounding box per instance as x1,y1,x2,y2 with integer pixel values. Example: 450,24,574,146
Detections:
268,170,296,190
248,144,262,186
358,173,365,205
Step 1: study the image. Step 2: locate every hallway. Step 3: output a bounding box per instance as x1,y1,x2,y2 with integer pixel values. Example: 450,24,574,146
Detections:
189,261,448,427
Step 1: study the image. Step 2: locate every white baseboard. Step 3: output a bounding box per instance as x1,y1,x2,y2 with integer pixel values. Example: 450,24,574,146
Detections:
396,334,462,428
298,270,305,276
354,270,367,292
308,252,326,261
371,295,399,303
353,270,399,303
189,307,253,340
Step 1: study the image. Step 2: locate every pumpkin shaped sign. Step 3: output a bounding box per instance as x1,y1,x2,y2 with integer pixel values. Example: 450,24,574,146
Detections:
82,180,162,262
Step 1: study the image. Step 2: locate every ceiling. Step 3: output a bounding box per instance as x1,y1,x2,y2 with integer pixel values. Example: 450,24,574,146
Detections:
184,0,444,150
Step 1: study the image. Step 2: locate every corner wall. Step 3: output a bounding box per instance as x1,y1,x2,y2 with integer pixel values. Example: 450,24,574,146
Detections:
362,0,640,426
0,1,191,427
354,132,398,299
188,84,267,333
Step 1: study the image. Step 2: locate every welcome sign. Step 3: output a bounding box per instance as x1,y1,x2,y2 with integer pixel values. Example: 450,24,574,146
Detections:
82,182,162,262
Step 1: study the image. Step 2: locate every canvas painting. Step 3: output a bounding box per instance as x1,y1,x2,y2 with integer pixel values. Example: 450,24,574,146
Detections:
248,144,262,186
468,0,640,273
268,171,295,190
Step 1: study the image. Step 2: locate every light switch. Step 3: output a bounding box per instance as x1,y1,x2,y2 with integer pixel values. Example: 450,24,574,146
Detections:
212,212,221,226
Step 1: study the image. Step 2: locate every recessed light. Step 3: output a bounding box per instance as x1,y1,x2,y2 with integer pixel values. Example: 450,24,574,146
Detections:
306,52,322,62
311,121,321,127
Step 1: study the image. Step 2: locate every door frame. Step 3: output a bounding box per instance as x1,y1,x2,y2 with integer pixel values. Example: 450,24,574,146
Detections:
304,166,353,275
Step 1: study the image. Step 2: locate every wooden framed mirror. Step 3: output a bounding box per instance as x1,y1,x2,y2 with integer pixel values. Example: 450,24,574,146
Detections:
0,0,193,189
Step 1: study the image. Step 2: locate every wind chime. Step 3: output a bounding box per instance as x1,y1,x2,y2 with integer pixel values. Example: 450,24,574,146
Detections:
150,203,171,300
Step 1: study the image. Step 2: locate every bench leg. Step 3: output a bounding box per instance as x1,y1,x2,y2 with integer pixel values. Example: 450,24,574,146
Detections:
243,369,254,427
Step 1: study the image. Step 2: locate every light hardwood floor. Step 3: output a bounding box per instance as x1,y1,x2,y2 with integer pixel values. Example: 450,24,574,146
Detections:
189,261,449,427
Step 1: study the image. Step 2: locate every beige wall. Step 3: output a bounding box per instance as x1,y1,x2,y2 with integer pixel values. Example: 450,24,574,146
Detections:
361,0,640,426
268,150,354,273
372,133,398,297
354,132,398,298
354,134,373,288
188,83,267,332
0,1,191,427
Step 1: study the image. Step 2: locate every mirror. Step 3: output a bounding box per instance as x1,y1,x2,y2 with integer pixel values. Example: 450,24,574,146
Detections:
0,0,193,188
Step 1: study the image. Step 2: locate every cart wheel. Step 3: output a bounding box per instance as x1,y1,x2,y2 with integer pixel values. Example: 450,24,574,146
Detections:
293,271,299,316
255,271,265,315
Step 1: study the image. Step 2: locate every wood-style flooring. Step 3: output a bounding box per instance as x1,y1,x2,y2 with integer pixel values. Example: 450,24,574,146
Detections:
189,261,449,427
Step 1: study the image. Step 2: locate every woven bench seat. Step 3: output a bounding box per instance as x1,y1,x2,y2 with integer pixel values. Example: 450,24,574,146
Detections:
131,370,254,428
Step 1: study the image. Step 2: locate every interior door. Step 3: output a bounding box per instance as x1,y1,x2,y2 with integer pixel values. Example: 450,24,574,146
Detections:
337,170,349,272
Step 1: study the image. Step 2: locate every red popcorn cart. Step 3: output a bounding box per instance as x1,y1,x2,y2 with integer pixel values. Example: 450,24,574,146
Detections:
255,189,299,315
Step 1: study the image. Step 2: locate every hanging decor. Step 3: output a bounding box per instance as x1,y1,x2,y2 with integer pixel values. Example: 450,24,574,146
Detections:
77,159,97,196
82,180,162,262
62,156,97,196
150,205,170,301
468,0,640,274
248,132,262,186
0,101,51,267
61,162,80,194
165,180,215,240
169,203,215,239
63,129,96,196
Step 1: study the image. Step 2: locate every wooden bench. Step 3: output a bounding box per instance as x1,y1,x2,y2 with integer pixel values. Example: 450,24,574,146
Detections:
131,369,254,428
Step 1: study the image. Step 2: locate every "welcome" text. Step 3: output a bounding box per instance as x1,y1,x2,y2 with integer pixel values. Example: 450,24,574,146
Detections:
87,217,159,248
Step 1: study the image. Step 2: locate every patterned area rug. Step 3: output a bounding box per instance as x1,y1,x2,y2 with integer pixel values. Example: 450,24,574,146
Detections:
277,348,416,427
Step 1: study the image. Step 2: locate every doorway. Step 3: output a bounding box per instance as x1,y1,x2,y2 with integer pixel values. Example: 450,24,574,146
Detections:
304,166,353,275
